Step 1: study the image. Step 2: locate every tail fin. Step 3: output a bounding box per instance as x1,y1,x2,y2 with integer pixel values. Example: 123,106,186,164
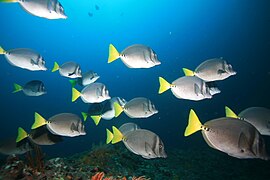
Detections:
51,62,59,72
69,79,77,87
72,88,81,102
225,106,238,118
13,83,23,93
106,129,113,144
16,127,28,143
81,112,88,121
0,46,6,54
182,68,194,76
114,102,123,117
184,109,202,136
91,115,102,125
0,0,18,3
108,44,120,63
158,77,171,94
112,126,123,144
31,112,47,129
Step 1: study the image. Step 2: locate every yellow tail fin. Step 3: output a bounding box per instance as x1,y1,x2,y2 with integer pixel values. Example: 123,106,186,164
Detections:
0,0,18,3
158,77,171,94
81,112,88,121
51,62,59,72
114,102,123,117
108,44,120,63
0,46,6,54
182,68,194,76
12,83,22,93
184,109,202,136
91,115,102,125
72,88,81,102
31,112,47,129
16,127,28,143
112,126,123,144
106,129,113,144
225,106,238,118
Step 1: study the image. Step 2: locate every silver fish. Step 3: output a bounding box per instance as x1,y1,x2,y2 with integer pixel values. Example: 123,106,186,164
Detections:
115,97,158,118
13,80,46,96
0,47,47,71
185,109,269,160
29,126,63,145
159,76,218,101
239,107,270,136
119,123,140,136
32,113,86,137
52,61,82,78
1,0,67,19
72,83,111,103
0,137,33,155
183,58,236,82
108,44,161,68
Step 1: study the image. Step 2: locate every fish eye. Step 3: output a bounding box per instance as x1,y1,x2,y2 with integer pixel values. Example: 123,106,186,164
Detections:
240,149,245,153
159,144,163,149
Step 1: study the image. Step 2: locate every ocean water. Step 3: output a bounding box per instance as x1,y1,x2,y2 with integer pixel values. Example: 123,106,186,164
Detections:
0,0,270,179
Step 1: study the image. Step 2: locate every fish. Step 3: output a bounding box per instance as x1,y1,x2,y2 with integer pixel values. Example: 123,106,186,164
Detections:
184,109,269,160
0,0,67,19
159,76,219,101
31,112,86,137
72,83,111,103
0,137,33,155
0,46,47,71
52,61,82,78
225,106,270,136
16,126,63,145
82,97,126,125
69,70,100,87
12,80,46,96
106,126,167,159
119,123,140,136
108,44,161,68
114,97,158,118
183,57,236,82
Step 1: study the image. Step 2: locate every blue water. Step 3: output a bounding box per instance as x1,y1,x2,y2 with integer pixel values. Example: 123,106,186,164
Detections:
0,0,270,162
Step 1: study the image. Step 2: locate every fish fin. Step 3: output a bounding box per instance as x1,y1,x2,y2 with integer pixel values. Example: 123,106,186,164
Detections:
70,123,77,132
225,106,238,118
0,0,18,3
12,83,23,93
238,132,252,154
16,127,28,143
69,79,77,87
145,142,156,157
106,129,113,144
158,77,171,94
194,84,200,96
72,88,81,102
0,46,6,54
114,102,123,117
184,109,202,136
91,115,102,125
217,69,226,74
81,112,88,121
31,112,47,129
112,126,123,144
182,68,194,76
108,44,120,63
51,62,59,72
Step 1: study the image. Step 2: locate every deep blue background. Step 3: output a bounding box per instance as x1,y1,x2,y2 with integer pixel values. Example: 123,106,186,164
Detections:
0,0,270,158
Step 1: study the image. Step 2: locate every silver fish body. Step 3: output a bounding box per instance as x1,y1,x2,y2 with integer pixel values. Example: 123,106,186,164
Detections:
102,97,126,120
29,126,63,145
47,113,86,137
194,58,236,82
171,76,214,101
77,70,99,86
120,44,161,68
202,117,269,160
239,107,270,136
0,138,33,155
59,61,82,78
119,123,140,136
81,83,111,103
123,129,167,159
3,48,47,71
18,0,67,19
23,80,46,96
123,97,158,118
